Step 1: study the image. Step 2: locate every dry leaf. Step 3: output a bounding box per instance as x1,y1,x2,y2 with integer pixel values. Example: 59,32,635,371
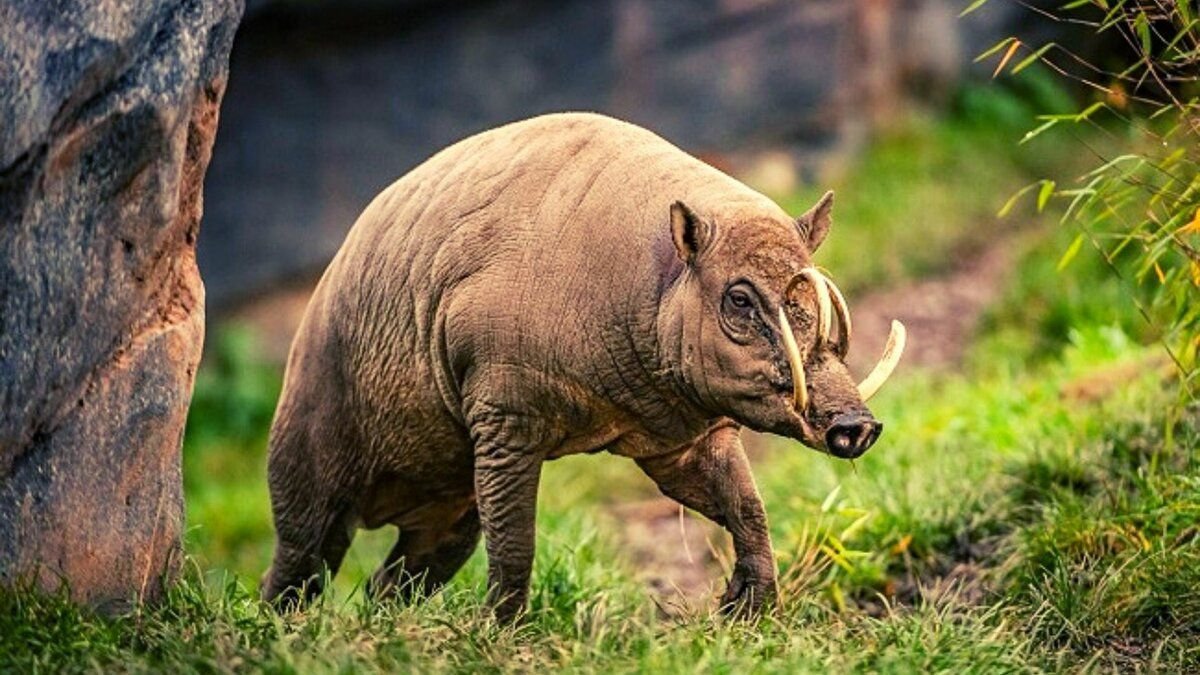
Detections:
993,39,1022,78
1180,207,1200,235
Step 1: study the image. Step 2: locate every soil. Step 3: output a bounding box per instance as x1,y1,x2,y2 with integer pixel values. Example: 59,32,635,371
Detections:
605,499,731,617
845,236,1021,375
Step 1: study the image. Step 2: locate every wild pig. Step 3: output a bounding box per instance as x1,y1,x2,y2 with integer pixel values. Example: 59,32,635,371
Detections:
262,113,905,621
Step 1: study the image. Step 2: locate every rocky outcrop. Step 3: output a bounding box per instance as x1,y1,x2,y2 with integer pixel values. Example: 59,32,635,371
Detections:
0,0,242,611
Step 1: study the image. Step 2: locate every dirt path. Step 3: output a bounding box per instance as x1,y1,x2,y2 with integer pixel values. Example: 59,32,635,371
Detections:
845,236,1021,375
614,234,1025,611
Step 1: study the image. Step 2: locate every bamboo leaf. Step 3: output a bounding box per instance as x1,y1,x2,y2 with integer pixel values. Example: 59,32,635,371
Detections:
1074,101,1106,122
994,39,1023,78
1134,12,1152,55
1011,43,1055,74
1037,113,1081,121
1020,119,1059,144
1085,154,1140,177
999,183,1039,217
974,36,1017,63
1058,233,1086,271
1062,179,1103,223
959,0,992,17
1163,18,1198,54
1038,180,1057,212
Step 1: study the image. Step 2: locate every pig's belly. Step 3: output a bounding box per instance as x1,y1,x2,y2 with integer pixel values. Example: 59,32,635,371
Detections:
354,386,476,530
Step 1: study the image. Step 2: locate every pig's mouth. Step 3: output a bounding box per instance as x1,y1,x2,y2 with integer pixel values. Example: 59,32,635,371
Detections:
776,267,906,458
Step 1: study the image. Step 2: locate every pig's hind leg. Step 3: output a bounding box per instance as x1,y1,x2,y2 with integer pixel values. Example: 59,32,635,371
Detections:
261,417,362,609
367,502,481,601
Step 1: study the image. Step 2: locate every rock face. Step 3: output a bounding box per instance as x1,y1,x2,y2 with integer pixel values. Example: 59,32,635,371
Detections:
0,0,242,611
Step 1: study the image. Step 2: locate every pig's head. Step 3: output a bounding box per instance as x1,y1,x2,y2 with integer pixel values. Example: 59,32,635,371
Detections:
663,191,905,459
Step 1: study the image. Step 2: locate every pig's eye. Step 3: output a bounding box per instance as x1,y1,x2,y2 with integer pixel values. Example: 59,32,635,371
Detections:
721,283,763,342
722,286,757,317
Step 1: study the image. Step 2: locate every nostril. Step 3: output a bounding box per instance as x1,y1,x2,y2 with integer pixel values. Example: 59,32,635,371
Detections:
825,415,883,457
865,420,883,447
827,427,855,454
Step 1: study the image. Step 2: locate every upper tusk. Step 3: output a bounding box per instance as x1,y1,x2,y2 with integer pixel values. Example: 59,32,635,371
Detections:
857,320,906,402
822,273,852,358
799,268,832,344
777,308,808,411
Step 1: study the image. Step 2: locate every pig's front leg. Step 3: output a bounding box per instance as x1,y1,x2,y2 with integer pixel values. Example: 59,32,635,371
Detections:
635,422,778,616
469,403,559,624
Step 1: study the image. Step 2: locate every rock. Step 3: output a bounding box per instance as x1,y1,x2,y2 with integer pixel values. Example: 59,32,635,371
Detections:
0,0,242,611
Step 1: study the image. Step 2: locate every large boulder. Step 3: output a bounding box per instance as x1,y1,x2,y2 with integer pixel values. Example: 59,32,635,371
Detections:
0,0,242,611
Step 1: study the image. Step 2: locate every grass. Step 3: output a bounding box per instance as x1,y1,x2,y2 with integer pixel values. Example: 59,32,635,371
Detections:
5,83,1199,672
6,306,1194,672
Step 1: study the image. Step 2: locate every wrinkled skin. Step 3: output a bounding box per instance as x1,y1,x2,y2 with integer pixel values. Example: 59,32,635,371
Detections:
262,113,882,621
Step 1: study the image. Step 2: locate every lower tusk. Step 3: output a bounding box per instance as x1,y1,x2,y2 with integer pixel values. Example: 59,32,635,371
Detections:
778,309,808,411
857,320,906,402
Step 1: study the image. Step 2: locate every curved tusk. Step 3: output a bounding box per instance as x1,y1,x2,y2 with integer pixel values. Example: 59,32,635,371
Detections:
777,308,808,411
821,273,852,358
857,320,907,402
799,268,832,344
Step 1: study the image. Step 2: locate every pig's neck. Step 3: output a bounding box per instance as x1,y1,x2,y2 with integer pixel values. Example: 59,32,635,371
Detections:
643,276,721,440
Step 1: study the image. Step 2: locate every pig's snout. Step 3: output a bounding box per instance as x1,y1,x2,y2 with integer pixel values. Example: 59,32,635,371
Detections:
824,413,882,459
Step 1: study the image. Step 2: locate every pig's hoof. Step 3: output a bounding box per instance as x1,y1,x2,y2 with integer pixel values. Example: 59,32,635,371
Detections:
488,589,530,626
719,558,777,619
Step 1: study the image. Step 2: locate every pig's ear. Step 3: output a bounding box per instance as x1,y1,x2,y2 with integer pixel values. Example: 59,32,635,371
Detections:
796,190,834,252
670,200,710,265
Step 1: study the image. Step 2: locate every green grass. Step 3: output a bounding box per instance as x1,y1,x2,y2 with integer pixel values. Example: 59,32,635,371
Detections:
5,312,1194,672
5,85,1199,672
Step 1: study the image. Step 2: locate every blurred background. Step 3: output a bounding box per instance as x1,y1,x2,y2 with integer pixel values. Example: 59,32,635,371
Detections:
178,1,1199,664
200,0,1047,338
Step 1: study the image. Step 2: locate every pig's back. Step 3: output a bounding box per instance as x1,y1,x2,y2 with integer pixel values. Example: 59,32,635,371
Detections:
304,113,785,429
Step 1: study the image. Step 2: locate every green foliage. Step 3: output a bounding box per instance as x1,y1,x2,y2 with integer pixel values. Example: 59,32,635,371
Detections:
1005,407,1200,667
974,225,1151,368
973,0,1200,400
181,327,284,581
773,72,1080,300
186,327,282,448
